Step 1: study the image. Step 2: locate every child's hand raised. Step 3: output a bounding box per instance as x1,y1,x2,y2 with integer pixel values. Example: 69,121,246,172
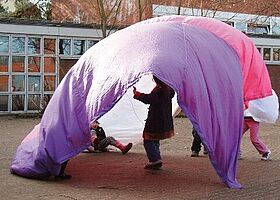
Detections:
133,86,140,97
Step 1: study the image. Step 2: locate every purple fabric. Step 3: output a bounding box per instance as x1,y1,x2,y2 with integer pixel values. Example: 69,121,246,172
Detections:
11,17,244,188
141,15,272,103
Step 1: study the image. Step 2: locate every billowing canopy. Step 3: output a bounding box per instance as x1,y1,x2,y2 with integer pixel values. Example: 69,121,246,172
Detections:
141,15,272,102
11,16,273,189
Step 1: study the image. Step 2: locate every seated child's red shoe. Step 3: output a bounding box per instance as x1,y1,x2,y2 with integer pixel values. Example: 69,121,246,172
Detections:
122,143,133,154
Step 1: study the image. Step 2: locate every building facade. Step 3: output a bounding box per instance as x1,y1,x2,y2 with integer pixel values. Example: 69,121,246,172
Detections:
51,0,280,101
1,1,280,114
153,4,280,105
0,19,103,114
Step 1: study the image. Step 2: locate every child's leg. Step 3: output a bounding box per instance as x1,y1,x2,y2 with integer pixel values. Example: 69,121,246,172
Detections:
143,139,161,162
104,136,132,154
59,161,68,176
247,119,269,154
242,120,249,135
98,137,113,150
191,128,202,153
239,119,251,159
55,160,71,180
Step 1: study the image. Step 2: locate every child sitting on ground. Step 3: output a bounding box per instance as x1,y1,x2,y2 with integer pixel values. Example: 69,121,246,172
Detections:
86,121,133,154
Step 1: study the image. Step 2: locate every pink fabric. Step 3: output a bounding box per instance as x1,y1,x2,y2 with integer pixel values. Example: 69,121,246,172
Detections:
243,118,269,154
142,16,272,102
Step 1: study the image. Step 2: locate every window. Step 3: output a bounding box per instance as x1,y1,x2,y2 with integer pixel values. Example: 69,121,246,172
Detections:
273,48,280,61
12,94,25,111
44,75,56,91
28,57,41,72
28,75,41,92
87,40,98,49
59,39,71,55
43,94,52,103
73,39,85,55
44,38,56,54
223,21,234,27
12,36,25,54
12,56,25,72
263,48,271,60
247,23,270,34
0,95,8,111
0,56,8,72
0,36,9,53
44,57,56,73
41,94,52,110
0,75,9,92
59,59,78,82
12,75,25,91
28,94,41,110
28,37,41,54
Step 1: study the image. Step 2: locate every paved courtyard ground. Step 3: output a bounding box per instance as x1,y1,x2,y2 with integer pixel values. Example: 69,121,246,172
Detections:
0,116,279,200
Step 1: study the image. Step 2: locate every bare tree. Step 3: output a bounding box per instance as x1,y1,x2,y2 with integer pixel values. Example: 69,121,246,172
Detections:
177,0,182,15
0,2,9,17
251,0,280,17
12,0,42,19
96,0,123,38
30,0,52,19
136,0,152,21
174,0,280,18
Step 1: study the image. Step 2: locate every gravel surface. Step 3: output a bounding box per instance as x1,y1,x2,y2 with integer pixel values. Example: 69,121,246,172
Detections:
1,116,279,200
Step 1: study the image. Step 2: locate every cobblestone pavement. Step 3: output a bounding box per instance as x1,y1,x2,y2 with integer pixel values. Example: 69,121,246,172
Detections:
0,116,279,200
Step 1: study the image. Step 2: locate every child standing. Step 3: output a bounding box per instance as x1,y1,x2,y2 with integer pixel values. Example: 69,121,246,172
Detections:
242,109,271,161
133,75,175,170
